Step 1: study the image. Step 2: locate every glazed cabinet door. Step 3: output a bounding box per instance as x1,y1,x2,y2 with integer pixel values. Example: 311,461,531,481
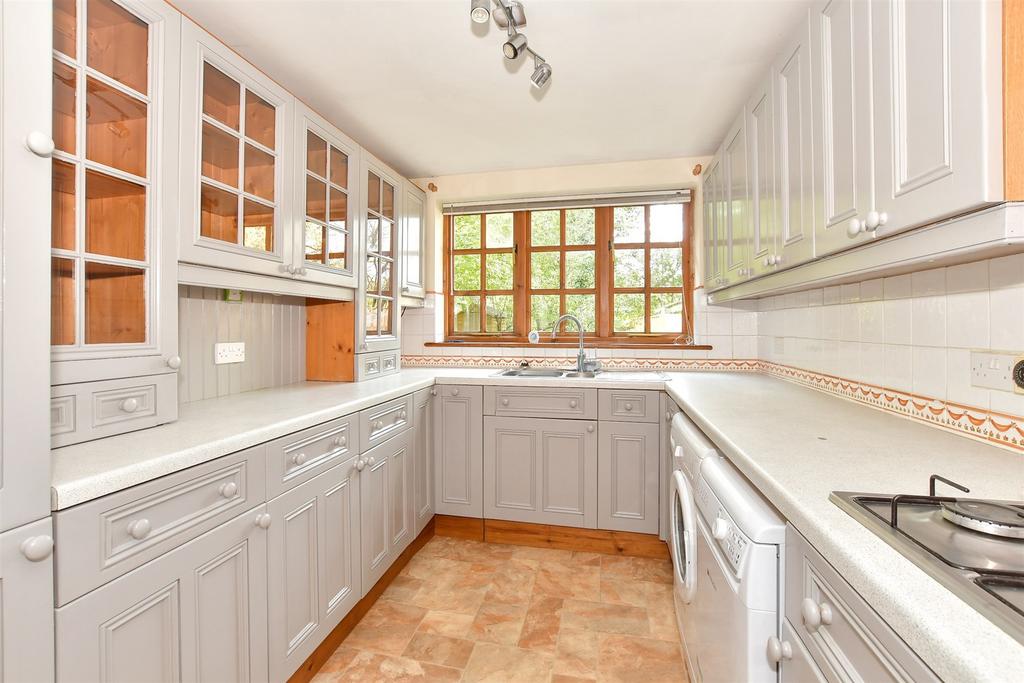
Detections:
870,0,1000,239
813,0,874,257
483,416,597,528
56,507,269,683
178,18,294,279
400,180,427,302
1,518,55,683
722,111,751,286
434,385,483,518
293,102,360,289
413,388,435,535
747,71,779,278
598,422,659,534
356,150,402,355
359,429,413,590
701,157,721,290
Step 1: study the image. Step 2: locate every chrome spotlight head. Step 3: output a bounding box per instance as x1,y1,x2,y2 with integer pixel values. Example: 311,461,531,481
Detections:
530,60,552,88
502,32,528,59
470,0,490,24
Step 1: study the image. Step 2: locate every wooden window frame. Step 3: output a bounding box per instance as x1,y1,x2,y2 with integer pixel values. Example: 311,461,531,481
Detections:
442,202,696,346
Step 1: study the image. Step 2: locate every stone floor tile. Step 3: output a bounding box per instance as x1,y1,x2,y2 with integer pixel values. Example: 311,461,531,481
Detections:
469,602,529,645
533,562,600,601
416,610,476,639
342,601,427,655
382,574,425,603
327,649,463,682
630,556,674,585
553,628,599,679
596,634,687,683
598,577,648,607
402,632,475,669
462,642,554,683
560,599,650,637
517,595,564,654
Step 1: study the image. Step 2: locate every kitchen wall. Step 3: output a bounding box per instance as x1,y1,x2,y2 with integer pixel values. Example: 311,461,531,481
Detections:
177,286,306,403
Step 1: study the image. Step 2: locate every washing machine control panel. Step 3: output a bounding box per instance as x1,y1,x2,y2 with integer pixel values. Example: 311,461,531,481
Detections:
695,478,750,576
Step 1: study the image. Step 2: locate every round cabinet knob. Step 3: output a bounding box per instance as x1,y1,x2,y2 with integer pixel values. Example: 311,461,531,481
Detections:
766,636,793,664
255,513,272,529
127,518,152,541
375,420,384,430
399,410,407,420
586,425,595,433
878,212,888,227
218,481,238,498
501,398,510,406
665,411,672,422
624,403,633,411
290,452,308,467
120,398,139,413
569,399,578,409
864,210,880,231
846,218,865,238
800,598,834,632
20,535,54,562
772,255,783,266
166,355,182,370
452,388,460,396
763,256,770,267
430,389,437,396
355,458,366,471
367,457,376,467
25,131,55,158
334,435,347,448
712,518,731,541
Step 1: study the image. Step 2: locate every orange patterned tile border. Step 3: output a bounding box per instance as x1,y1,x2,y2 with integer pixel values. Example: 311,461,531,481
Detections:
401,354,1024,453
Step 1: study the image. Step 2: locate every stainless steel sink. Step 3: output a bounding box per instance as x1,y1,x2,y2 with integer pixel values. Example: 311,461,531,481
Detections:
495,368,579,378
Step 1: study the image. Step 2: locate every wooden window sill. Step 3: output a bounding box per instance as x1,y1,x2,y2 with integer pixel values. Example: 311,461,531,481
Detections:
424,341,713,350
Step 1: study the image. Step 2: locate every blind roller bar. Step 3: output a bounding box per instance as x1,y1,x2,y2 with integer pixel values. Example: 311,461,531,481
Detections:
442,189,691,215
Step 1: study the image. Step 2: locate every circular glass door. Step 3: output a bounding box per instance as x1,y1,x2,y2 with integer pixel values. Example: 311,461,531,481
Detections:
670,470,697,603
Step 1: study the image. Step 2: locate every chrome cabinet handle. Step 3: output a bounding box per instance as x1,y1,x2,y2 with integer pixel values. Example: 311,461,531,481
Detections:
25,131,55,157
166,355,182,370
255,513,272,529
800,598,833,632
290,452,308,466
218,481,238,498
20,536,54,562
120,398,139,413
127,519,151,541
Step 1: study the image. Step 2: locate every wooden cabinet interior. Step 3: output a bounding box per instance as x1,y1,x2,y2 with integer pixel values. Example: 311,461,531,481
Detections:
306,299,356,382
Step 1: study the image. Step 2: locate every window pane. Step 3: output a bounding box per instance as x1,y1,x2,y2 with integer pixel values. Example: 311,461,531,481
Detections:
485,253,513,291
367,172,381,213
565,251,595,290
651,293,684,333
52,160,76,251
200,182,238,243
650,248,683,287
366,216,379,253
530,294,560,332
365,297,378,335
244,90,275,149
531,251,560,290
614,249,644,288
306,131,327,176
380,219,393,257
454,296,481,333
485,295,514,332
53,59,76,154
365,257,378,291
613,206,645,243
614,293,645,332
379,298,393,335
203,63,240,130
330,147,348,188
85,170,146,261
202,122,239,187
565,209,595,245
87,0,148,94
54,0,76,58
305,175,326,222
566,294,595,332
453,215,481,249
87,77,147,177
84,261,145,344
244,143,275,201
379,259,392,296
453,254,481,291
242,199,273,252
326,228,346,269
531,210,560,246
329,188,347,229
485,213,514,248
304,221,324,263
52,257,75,345
650,203,684,242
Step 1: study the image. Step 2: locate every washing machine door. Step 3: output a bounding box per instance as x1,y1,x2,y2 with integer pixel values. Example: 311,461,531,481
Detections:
670,470,697,604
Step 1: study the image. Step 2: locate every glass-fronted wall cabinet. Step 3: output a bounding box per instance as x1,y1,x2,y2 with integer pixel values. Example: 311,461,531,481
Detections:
294,103,360,289
400,180,427,303
178,18,293,280
50,0,181,447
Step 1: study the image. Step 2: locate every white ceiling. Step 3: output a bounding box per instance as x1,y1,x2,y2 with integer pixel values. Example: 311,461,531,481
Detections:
175,0,813,178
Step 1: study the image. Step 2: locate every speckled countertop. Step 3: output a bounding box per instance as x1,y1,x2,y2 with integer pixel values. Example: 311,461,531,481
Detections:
664,372,1024,683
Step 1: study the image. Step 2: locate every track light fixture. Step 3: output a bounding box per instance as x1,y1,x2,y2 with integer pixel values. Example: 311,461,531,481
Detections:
470,0,552,89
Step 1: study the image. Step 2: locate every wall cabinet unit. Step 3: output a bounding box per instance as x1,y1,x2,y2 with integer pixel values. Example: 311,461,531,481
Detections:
400,180,427,303
722,110,752,287
412,388,435,535
1,518,56,683
434,385,483,518
747,71,779,279
50,0,182,446
267,458,361,683
56,506,270,683
483,416,598,528
598,422,659,534
359,429,413,590
702,157,723,289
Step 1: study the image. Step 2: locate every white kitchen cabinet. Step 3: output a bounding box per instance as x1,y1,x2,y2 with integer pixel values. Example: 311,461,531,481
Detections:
267,458,361,682
1,518,55,683
723,110,752,285
360,429,413,590
178,17,294,280
49,0,182,446
56,506,270,683
597,422,659,534
483,416,597,528
869,0,1001,241
412,388,435,535
400,180,427,303
434,385,483,518
748,71,779,278
702,156,724,289
778,619,828,683
293,101,361,289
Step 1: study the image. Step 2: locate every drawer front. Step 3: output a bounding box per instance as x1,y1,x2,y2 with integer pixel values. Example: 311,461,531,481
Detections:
598,389,660,422
54,445,267,606
359,393,415,452
484,386,597,420
51,373,178,448
785,526,939,683
381,351,400,374
357,352,382,381
266,414,359,498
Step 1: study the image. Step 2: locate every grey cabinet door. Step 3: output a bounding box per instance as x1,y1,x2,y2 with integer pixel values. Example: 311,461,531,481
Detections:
1,518,55,683
267,458,361,683
598,422,660,534
484,416,598,528
434,385,483,518
56,507,269,683
360,429,414,591
412,388,434,535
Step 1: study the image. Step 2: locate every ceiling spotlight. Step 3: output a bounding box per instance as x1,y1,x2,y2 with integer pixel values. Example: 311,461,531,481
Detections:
503,32,528,60
470,0,490,24
530,59,552,88
493,1,527,29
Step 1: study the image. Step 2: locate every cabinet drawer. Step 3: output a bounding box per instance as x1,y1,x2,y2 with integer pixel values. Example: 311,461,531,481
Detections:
598,389,660,422
357,353,383,380
50,373,178,448
54,446,267,606
266,414,359,498
484,386,597,420
785,526,938,683
381,351,400,374
359,393,415,452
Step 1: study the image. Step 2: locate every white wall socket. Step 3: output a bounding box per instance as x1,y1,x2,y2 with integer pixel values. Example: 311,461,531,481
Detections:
214,342,245,365
970,351,1020,391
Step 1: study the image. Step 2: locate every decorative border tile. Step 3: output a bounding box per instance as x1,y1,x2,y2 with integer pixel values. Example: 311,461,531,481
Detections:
401,353,1024,453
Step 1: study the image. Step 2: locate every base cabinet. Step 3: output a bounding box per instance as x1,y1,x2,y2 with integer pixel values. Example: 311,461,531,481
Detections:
1,518,55,683
267,459,361,683
412,388,435,535
56,507,269,683
434,386,483,518
779,619,828,683
598,422,660,534
360,429,414,590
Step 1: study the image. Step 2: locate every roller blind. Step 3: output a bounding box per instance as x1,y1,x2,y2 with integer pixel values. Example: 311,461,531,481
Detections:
442,188,691,215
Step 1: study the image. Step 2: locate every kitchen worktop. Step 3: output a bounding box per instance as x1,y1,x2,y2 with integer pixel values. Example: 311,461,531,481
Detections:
665,372,1024,683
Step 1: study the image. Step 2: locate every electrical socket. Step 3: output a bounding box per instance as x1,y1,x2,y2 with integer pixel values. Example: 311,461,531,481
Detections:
214,342,245,365
970,351,1021,391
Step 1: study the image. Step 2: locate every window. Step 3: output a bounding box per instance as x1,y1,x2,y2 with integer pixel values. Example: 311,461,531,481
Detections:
444,202,693,344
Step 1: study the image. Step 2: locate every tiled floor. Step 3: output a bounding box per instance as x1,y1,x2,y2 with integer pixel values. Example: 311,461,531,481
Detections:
312,535,688,683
